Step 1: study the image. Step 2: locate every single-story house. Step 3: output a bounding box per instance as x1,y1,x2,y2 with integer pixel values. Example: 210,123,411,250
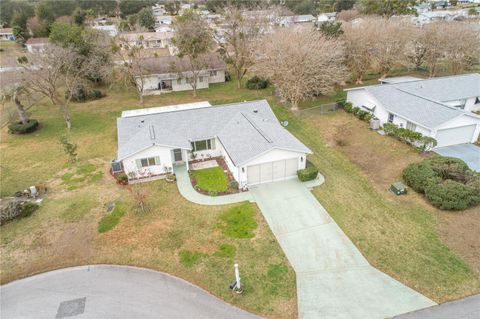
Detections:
118,31,173,49
346,74,480,148
279,15,316,26
115,100,311,186
25,37,48,53
136,53,226,95
0,28,14,40
93,25,118,37
317,12,337,23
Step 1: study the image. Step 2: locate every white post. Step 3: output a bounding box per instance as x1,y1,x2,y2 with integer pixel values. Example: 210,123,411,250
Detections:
234,263,241,290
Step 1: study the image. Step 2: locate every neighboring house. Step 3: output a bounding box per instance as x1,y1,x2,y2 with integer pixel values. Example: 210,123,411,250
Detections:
155,15,173,26
25,37,48,53
0,28,14,40
317,12,337,23
346,74,480,148
136,53,226,95
280,15,316,26
118,31,173,49
93,25,118,37
114,100,311,186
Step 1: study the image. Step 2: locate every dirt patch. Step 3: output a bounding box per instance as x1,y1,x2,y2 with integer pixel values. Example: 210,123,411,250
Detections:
306,111,480,272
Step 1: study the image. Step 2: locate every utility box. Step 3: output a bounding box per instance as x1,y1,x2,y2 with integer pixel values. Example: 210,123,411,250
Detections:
370,118,380,130
390,182,407,196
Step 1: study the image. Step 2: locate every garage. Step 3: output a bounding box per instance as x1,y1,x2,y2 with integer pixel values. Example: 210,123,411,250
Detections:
435,125,477,147
247,158,298,185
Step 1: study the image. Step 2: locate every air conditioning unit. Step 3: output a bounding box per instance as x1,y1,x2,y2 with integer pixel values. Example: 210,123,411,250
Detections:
370,118,380,130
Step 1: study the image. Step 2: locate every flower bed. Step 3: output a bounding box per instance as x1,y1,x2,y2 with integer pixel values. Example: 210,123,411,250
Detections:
190,157,241,196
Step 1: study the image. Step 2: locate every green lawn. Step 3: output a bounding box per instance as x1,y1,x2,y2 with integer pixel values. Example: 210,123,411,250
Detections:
192,167,229,192
0,73,478,313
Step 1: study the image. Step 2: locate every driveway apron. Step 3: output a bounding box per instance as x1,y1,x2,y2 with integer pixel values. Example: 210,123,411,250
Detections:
250,179,436,319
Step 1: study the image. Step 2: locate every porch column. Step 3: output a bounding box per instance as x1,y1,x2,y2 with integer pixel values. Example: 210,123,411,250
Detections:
184,149,189,171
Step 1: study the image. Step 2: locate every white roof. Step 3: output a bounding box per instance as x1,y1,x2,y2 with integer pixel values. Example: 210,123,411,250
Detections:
121,101,212,118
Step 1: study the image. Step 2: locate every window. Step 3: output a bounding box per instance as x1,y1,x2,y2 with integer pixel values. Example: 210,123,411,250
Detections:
136,156,160,168
406,121,416,131
177,78,182,85
199,76,203,83
210,70,217,77
388,113,394,123
475,97,480,104
191,139,215,152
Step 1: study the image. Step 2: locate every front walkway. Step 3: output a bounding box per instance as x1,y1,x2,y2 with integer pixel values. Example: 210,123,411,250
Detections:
0,265,261,319
249,180,436,319
174,165,253,205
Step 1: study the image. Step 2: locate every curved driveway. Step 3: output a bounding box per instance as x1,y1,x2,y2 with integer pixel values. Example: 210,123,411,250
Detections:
0,265,262,319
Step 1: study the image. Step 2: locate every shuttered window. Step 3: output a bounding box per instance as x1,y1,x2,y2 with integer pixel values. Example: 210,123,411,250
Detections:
136,156,160,168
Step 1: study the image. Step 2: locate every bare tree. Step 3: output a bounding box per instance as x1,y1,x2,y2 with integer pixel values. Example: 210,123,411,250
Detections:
404,27,428,71
342,20,376,84
252,27,348,111
115,37,151,105
0,84,30,125
442,22,480,75
418,23,447,77
370,18,411,78
172,10,213,97
19,45,103,129
217,6,261,89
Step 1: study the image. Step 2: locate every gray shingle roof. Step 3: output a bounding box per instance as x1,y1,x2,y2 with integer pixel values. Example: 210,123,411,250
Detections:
363,73,480,128
394,73,480,102
366,86,464,128
117,100,311,163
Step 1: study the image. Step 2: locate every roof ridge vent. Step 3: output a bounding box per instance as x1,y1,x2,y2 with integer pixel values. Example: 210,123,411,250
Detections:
149,125,156,140
241,113,273,143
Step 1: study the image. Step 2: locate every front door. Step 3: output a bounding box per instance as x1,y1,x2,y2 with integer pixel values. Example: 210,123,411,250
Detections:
173,149,183,162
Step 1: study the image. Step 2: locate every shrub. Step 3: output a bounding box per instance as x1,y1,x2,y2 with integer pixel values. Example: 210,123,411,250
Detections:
402,161,440,193
383,123,436,152
297,160,319,182
1,200,39,225
116,173,128,182
343,102,353,113
8,119,39,134
230,180,239,190
246,76,268,90
403,156,480,210
67,84,104,102
352,107,361,115
425,180,480,210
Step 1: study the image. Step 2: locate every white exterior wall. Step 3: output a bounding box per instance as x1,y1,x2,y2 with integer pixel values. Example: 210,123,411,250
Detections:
347,89,432,135
434,115,480,143
172,76,209,92
464,97,480,112
208,70,225,84
215,139,240,182
122,145,174,176
237,149,307,186
190,137,223,160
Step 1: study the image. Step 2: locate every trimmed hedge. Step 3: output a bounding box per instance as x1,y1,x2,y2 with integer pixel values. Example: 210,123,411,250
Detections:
246,76,268,90
297,160,318,182
343,102,373,122
403,156,480,210
8,119,39,134
384,123,437,152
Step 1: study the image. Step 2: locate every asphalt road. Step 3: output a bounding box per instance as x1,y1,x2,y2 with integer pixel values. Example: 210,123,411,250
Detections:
392,294,480,319
0,265,262,319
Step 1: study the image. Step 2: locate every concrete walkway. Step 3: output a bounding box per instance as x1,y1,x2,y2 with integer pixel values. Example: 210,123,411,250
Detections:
174,165,253,205
250,180,436,319
434,144,480,172
0,265,262,319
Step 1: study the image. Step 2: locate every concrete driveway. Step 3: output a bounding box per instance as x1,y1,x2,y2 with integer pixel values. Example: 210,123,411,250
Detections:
0,265,261,319
250,180,435,319
434,144,480,172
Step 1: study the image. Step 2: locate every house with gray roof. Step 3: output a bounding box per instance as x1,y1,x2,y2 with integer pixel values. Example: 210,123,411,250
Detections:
136,53,226,95
115,100,311,185
345,74,480,147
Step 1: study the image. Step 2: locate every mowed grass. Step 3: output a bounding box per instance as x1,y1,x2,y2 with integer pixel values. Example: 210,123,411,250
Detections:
0,80,297,318
217,202,258,239
0,74,478,313
192,167,228,192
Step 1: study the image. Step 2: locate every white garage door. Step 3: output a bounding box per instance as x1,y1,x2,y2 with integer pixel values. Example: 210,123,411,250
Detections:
436,125,476,147
247,158,298,185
